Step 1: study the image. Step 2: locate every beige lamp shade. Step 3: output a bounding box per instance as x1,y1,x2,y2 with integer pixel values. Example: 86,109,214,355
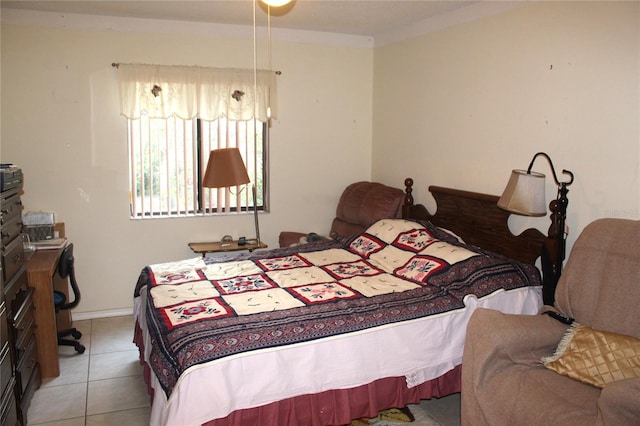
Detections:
202,148,251,189
497,169,547,216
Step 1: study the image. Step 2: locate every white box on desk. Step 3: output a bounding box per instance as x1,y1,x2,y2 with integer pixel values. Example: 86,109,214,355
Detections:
22,211,55,225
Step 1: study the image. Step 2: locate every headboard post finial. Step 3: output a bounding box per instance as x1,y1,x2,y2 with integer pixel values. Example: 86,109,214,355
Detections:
404,178,414,206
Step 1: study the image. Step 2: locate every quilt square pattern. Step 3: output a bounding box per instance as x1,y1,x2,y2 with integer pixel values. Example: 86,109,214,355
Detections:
266,267,335,288
421,241,478,265
323,260,383,280
150,280,219,308
299,249,361,266
341,274,421,297
288,282,359,304
223,288,305,315
349,234,385,259
363,219,425,243
395,255,447,283
150,269,207,286
213,274,277,295
159,297,232,329
148,258,206,285
368,245,415,274
201,260,263,280
256,255,312,271
393,228,438,253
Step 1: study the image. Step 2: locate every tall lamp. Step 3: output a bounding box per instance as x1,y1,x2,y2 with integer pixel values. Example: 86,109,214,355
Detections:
202,147,261,244
497,152,574,305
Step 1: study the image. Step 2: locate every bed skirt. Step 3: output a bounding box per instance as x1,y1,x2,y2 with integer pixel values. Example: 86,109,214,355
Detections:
135,320,460,426
203,367,461,426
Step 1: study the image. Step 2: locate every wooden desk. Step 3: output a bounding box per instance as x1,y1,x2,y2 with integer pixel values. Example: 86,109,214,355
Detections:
25,247,70,378
188,240,268,257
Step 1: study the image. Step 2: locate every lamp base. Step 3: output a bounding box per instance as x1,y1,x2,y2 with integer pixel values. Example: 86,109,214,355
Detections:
252,184,261,244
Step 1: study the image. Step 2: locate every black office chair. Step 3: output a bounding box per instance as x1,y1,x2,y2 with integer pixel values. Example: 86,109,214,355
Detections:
54,243,86,354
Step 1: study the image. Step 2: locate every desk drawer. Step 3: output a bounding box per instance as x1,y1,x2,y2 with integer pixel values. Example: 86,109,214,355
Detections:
20,363,40,425
16,335,37,395
0,303,7,351
2,236,24,283
12,288,35,358
0,377,17,426
3,268,27,318
0,193,22,226
0,343,12,397
0,215,22,249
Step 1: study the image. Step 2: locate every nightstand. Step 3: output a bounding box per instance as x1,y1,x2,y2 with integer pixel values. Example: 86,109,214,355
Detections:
188,240,268,258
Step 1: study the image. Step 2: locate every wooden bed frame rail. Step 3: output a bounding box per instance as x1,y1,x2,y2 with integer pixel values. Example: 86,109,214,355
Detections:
402,178,558,304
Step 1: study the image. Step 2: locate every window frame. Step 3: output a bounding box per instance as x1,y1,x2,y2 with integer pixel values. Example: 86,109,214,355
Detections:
127,115,268,219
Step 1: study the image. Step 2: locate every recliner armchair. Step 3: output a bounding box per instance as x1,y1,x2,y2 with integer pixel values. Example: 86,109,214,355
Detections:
461,218,640,425
55,243,86,354
279,181,405,247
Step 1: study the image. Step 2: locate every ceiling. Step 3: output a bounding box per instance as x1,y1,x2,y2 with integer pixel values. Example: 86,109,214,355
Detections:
1,0,482,38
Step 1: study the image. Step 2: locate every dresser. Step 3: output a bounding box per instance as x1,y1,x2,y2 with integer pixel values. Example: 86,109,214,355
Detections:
1,168,40,426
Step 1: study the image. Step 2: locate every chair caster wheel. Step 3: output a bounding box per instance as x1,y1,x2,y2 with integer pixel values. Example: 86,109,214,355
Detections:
75,343,86,354
72,330,82,339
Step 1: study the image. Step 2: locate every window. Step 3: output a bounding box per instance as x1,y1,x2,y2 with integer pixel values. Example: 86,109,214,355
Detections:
128,116,267,218
116,63,277,219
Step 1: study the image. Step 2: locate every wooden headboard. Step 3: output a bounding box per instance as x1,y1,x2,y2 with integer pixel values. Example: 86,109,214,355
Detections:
401,178,558,303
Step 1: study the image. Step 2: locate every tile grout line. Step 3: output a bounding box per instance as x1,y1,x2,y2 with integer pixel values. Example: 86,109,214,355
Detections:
84,318,93,426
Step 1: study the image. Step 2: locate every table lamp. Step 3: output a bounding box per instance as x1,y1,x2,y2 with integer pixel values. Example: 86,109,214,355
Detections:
202,147,260,244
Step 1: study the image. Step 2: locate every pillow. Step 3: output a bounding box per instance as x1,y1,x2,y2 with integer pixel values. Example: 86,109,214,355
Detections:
542,323,640,388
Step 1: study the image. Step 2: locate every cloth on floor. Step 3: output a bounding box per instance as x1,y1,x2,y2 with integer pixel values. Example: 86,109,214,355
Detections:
350,407,415,425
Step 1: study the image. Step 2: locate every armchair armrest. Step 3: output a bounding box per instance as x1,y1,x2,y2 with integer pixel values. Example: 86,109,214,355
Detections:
461,308,571,426
279,232,330,248
597,378,640,424
279,231,306,248
464,308,569,365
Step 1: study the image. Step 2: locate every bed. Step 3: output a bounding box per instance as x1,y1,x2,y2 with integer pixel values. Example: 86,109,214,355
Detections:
133,179,556,426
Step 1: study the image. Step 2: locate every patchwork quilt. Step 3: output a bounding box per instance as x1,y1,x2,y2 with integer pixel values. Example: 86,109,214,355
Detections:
135,219,541,397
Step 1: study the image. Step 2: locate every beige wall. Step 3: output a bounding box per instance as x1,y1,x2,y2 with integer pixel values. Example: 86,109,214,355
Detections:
1,12,373,315
373,1,639,254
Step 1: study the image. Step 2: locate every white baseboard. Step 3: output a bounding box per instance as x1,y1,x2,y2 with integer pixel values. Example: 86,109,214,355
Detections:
72,308,134,321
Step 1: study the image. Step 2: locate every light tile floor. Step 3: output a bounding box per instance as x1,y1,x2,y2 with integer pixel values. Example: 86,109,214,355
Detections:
27,315,151,425
27,315,461,426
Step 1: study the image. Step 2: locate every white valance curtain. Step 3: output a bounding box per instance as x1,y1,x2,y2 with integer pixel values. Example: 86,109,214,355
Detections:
117,63,277,122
